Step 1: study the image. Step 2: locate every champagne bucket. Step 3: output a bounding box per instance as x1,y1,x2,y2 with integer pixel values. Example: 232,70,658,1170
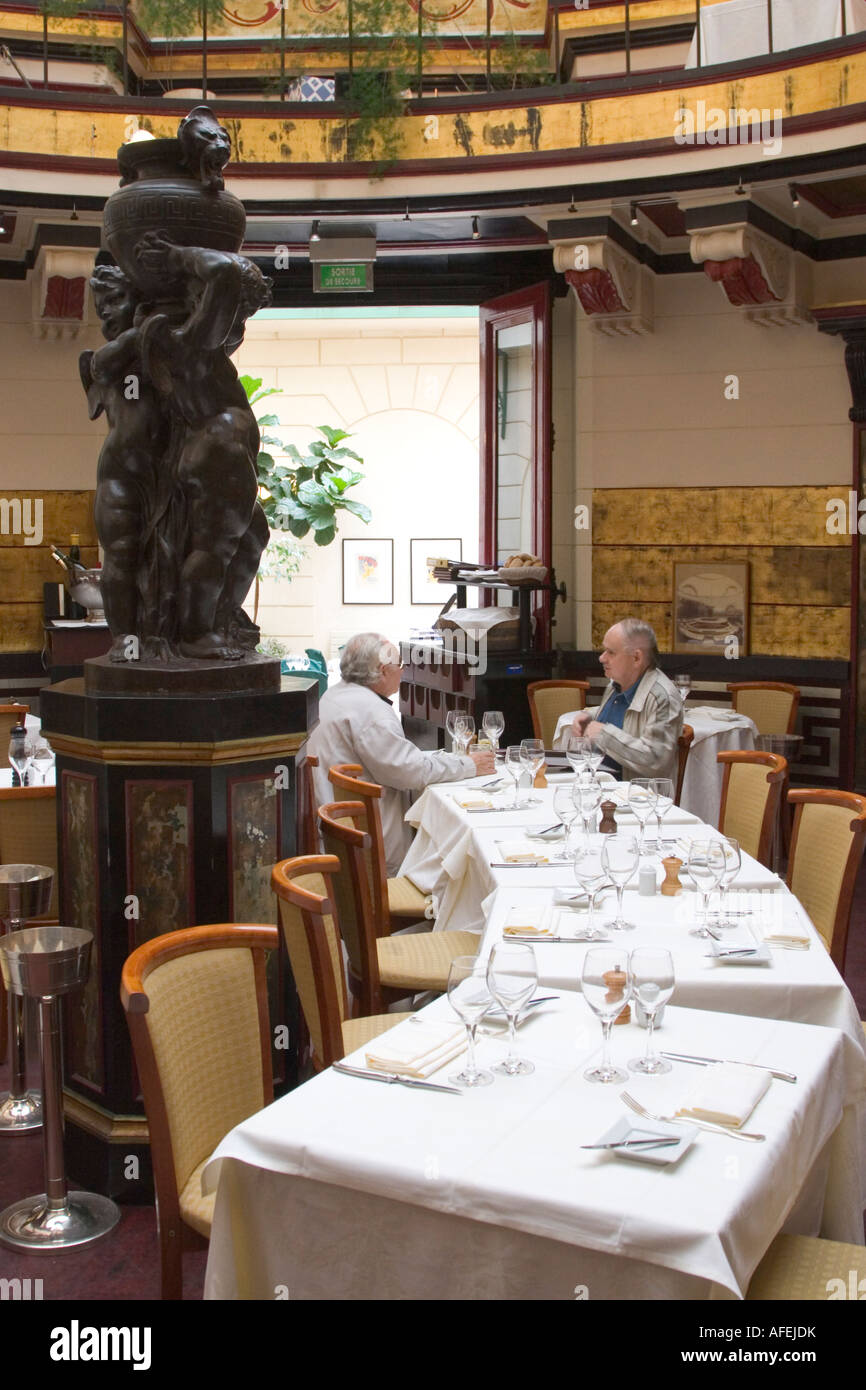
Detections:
0,865,54,924
0,927,93,1000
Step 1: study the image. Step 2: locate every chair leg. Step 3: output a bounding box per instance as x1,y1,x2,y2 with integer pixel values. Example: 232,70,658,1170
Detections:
0,977,6,1065
159,1216,184,1301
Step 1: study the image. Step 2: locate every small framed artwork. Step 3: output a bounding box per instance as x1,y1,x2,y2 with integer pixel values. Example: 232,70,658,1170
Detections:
410,538,462,605
673,561,749,656
342,538,394,605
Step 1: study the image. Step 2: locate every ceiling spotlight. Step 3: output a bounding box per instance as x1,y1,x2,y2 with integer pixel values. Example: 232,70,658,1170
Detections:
789,183,800,207
471,216,480,240
0,212,5,234
629,202,639,227
70,203,79,222
310,219,320,242
567,191,577,213
735,175,746,196
403,204,411,222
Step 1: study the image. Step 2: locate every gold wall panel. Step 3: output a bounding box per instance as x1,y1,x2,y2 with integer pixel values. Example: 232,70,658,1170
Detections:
0,490,97,652
592,487,852,548
750,606,851,659
592,545,851,607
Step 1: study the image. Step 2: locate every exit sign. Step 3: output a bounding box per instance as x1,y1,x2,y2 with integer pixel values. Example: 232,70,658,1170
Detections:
315,262,373,292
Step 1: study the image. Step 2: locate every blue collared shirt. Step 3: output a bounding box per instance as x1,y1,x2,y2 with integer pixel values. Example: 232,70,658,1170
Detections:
597,677,642,778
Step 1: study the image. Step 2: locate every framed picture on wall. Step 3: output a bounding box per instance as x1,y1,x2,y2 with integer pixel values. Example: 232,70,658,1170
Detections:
342,538,394,605
410,538,462,605
673,561,749,656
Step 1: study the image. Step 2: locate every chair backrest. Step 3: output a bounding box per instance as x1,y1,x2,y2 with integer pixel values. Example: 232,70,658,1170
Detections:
717,751,787,867
298,752,319,857
675,725,694,806
327,763,390,931
271,854,349,1069
727,682,799,735
0,705,30,769
786,790,866,970
120,923,275,1251
527,681,590,747
0,786,58,916
317,802,383,1015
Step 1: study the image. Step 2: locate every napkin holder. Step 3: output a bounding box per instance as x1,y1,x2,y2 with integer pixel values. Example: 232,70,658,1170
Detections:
660,857,683,895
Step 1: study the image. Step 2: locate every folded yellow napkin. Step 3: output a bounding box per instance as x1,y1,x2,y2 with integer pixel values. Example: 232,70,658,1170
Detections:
676,1061,771,1128
453,794,494,810
503,906,555,936
497,840,550,863
366,1021,466,1079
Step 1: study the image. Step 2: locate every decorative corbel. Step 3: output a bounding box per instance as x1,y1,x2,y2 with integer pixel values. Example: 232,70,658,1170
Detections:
31,247,97,340
690,226,811,326
552,238,653,336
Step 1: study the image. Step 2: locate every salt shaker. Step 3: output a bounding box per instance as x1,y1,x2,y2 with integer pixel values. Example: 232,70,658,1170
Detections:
638,865,656,897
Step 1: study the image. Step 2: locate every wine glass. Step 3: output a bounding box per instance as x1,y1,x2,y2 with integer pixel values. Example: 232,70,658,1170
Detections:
454,714,475,756
445,710,461,753
486,942,537,1077
674,674,691,706
8,735,34,788
31,742,55,785
714,837,742,928
446,956,494,1088
650,777,675,851
581,946,633,1084
628,778,656,853
481,711,504,752
586,737,605,774
552,785,580,857
572,846,609,941
686,840,726,938
519,738,544,792
573,771,602,843
600,835,640,931
628,948,675,1075
564,733,590,777
502,745,524,809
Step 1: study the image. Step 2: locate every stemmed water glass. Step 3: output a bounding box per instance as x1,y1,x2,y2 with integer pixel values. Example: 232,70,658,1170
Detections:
486,942,537,1076
481,710,504,752
519,738,544,792
650,777,675,851
586,738,605,774
573,771,602,843
445,710,461,754
714,837,742,928
502,746,525,809
454,714,475,756
564,733,590,777
572,846,609,941
675,674,691,706
552,785,580,858
8,735,34,788
601,834,640,931
628,948,675,1075
628,778,656,853
581,946,633,1084
31,742,55,785
686,839,726,938
446,956,494,1088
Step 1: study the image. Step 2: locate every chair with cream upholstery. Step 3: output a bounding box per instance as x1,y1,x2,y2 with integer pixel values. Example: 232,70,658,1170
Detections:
120,922,277,1300
785,789,866,972
716,750,787,868
0,704,30,768
747,1233,866,1299
674,724,693,806
271,854,412,1068
727,681,799,735
327,763,432,930
319,802,479,1014
298,751,320,856
527,680,590,748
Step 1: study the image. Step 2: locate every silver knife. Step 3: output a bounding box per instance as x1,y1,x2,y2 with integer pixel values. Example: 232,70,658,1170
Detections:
503,934,599,944
581,1138,680,1150
332,1061,463,1095
660,1051,797,1084
485,995,559,1016
489,861,560,868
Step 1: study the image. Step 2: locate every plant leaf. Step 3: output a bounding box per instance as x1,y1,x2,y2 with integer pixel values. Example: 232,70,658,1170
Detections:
340,499,372,523
314,525,336,546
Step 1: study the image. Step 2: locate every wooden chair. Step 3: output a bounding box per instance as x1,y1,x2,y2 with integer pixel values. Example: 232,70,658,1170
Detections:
327,763,431,930
747,1233,866,1299
0,704,30,768
318,802,480,1015
716,751,787,868
785,789,866,972
527,680,590,747
727,681,799,735
271,854,412,1069
675,724,694,806
297,751,319,856
120,922,277,1300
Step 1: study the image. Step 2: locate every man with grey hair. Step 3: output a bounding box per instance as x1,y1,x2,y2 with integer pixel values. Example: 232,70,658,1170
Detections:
560,618,682,782
308,633,495,874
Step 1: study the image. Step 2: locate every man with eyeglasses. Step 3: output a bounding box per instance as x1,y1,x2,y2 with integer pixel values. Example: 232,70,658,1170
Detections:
308,633,495,874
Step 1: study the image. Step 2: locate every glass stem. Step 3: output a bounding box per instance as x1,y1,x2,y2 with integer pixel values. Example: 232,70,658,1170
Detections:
701,889,711,929
600,1016,613,1075
506,1012,518,1066
615,882,624,923
644,1009,658,1069
586,889,596,937
465,1021,478,1076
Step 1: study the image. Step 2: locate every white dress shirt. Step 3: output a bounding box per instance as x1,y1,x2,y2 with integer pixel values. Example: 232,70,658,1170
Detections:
308,680,475,875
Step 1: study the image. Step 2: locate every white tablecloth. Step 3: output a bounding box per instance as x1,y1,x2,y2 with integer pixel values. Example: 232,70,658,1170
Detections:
550,704,756,825
685,0,866,66
203,995,866,1300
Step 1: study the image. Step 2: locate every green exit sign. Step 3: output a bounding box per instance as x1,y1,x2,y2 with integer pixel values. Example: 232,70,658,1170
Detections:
315,262,373,292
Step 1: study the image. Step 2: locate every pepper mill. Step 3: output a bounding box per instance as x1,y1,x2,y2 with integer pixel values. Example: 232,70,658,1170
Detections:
533,763,547,789
603,967,631,1026
661,856,684,896
598,800,618,834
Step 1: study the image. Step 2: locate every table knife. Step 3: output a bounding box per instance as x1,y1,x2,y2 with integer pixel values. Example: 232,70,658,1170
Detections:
660,1051,797,1084
332,1061,463,1094
581,1138,680,1151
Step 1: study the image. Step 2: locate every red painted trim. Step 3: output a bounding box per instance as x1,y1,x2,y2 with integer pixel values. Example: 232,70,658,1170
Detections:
60,768,104,1097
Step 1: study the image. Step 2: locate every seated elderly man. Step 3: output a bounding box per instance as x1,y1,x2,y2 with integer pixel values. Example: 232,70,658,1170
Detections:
308,632,495,875
559,618,682,783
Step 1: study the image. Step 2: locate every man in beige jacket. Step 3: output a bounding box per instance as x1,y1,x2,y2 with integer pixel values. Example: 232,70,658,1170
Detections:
565,618,682,783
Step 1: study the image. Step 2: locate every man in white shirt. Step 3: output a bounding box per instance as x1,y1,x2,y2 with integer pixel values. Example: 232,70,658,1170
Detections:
308,633,495,875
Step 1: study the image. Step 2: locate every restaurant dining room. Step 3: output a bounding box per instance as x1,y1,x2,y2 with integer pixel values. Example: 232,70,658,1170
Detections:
2,0,866,1345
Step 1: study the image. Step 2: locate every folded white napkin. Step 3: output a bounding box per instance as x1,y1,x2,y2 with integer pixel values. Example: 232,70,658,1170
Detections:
497,839,551,863
761,916,811,946
366,1021,466,1078
453,793,495,810
503,905,567,936
676,1061,771,1127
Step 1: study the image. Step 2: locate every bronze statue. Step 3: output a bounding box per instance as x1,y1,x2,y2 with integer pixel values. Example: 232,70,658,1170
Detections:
88,107,272,665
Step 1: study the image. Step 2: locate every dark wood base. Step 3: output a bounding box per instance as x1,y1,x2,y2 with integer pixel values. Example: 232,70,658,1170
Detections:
84,651,281,696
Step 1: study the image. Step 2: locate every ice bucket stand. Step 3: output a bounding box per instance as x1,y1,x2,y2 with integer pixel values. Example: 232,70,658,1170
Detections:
0,864,53,1132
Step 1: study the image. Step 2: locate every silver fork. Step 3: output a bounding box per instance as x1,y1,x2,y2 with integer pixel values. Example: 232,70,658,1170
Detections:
622,1091,765,1143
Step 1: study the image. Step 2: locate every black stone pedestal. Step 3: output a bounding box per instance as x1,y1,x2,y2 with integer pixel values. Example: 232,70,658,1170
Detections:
40,674,318,1202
